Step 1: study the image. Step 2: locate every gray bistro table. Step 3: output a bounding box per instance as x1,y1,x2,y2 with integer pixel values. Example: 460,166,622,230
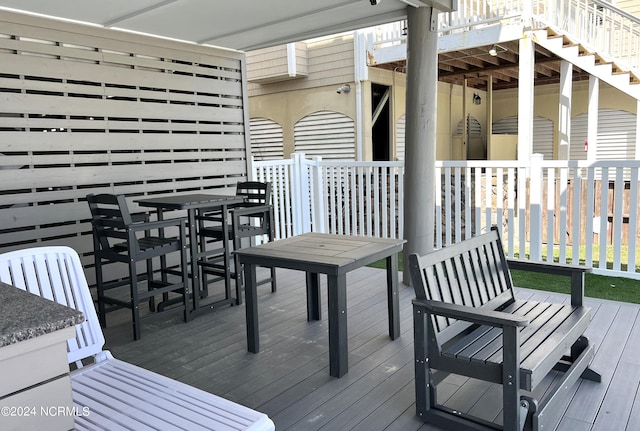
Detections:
136,193,245,315
236,232,405,378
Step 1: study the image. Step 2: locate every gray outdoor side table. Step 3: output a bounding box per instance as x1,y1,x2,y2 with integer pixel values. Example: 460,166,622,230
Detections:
236,232,405,378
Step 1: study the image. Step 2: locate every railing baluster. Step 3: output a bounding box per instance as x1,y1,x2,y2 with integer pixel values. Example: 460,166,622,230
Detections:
612,167,624,271
547,167,556,262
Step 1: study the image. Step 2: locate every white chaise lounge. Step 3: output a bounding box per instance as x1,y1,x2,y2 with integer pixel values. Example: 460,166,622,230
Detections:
0,246,275,431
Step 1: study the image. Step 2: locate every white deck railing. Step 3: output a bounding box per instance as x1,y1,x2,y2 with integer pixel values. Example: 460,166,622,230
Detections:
368,0,640,71
253,154,640,279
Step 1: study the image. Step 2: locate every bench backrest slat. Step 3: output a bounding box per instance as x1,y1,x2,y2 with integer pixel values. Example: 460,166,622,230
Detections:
410,228,515,338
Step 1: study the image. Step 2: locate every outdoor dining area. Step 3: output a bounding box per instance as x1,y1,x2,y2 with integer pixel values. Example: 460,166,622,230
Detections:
2,4,640,431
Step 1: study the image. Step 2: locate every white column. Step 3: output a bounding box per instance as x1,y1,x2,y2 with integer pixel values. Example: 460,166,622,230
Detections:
529,154,544,260
588,76,599,161
354,31,369,161
518,34,535,160
558,60,572,160
462,78,468,160
486,77,493,158
402,6,438,283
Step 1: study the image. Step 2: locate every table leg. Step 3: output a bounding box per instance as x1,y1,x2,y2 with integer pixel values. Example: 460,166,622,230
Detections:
306,272,321,321
188,209,200,310
244,263,260,353
220,204,233,304
327,273,347,378
386,254,400,340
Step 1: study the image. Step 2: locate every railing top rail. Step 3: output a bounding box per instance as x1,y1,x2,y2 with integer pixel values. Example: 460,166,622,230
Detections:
318,160,404,168
593,0,640,24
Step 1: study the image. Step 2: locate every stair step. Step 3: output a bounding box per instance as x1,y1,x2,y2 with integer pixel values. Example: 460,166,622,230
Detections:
629,73,640,85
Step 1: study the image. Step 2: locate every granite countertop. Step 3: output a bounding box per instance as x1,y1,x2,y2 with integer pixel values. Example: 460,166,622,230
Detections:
0,282,85,348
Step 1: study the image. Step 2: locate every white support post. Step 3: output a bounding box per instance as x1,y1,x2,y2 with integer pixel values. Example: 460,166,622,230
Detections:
529,154,544,260
403,6,438,284
311,156,326,233
588,76,599,161
518,34,535,161
463,78,468,160
290,152,311,235
286,43,297,78
486,77,493,158
354,31,369,161
558,60,572,160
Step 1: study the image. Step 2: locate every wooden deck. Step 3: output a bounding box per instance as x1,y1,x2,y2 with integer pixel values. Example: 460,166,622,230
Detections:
104,266,640,431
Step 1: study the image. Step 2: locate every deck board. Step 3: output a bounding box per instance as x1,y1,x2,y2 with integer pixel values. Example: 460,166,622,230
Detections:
104,266,640,431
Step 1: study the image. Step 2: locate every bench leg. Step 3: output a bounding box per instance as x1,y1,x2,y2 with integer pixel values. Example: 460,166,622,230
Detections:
502,325,522,431
533,341,596,431
571,336,601,382
413,305,436,417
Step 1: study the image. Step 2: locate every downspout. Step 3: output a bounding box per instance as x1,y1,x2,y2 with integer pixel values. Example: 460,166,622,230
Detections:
354,30,369,161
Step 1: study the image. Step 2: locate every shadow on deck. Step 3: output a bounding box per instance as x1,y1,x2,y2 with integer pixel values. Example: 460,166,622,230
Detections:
103,267,640,431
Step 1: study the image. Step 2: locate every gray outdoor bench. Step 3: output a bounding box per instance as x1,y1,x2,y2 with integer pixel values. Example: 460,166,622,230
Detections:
409,227,601,431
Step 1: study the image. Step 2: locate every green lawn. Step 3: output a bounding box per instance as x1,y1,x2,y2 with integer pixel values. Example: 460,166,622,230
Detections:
370,253,640,304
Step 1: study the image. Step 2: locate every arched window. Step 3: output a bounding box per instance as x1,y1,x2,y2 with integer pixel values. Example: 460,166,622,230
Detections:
294,111,355,160
249,118,284,161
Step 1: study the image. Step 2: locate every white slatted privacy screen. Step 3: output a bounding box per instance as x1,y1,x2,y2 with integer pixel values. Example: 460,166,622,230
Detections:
0,11,250,280
294,110,355,160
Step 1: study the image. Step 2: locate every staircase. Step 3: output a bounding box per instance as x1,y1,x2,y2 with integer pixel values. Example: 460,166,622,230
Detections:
367,1,640,100
533,27,640,100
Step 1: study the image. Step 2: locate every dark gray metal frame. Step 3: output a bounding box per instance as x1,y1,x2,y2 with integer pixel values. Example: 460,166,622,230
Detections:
408,227,601,431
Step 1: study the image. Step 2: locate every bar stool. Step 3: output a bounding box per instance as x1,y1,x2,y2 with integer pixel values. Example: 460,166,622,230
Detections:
198,182,277,304
87,193,190,340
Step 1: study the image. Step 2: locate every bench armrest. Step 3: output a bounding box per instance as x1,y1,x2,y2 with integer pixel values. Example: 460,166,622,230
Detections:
506,259,591,276
412,298,529,328
506,258,590,306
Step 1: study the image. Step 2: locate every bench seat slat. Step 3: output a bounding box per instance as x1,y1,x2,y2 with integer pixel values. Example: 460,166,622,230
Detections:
443,300,539,359
480,303,565,363
522,306,592,378
466,302,559,363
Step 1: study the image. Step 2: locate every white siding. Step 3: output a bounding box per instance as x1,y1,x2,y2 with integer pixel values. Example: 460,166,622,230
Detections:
250,118,284,160
492,116,554,160
570,109,636,160
294,111,355,160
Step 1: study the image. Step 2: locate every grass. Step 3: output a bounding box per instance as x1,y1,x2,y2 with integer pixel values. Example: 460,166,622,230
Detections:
370,254,640,305
519,244,640,273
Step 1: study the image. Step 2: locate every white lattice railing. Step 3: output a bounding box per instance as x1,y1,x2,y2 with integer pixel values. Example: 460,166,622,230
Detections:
254,154,640,280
